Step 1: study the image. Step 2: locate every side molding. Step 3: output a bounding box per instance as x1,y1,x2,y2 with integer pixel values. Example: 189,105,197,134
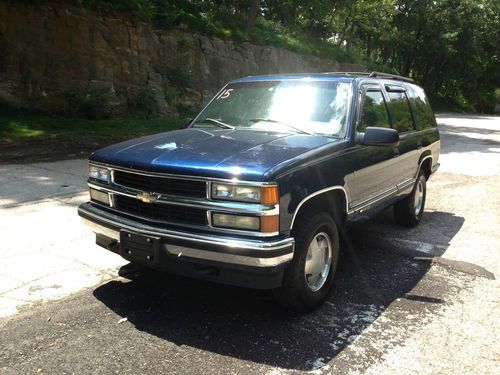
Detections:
290,186,349,230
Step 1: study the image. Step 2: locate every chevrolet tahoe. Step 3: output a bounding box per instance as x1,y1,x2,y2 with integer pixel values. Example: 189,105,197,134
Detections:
78,72,440,311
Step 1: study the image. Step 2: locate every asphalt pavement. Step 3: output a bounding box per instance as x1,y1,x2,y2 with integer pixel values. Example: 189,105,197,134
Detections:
0,114,498,374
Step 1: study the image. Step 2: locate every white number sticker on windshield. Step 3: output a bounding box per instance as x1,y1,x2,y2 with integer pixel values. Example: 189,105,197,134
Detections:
217,89,233,99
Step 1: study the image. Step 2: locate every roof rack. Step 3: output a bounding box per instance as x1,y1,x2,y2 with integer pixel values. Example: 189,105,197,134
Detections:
323,71,414,83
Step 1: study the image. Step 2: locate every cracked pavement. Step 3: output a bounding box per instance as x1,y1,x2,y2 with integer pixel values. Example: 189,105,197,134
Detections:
0,114,498,374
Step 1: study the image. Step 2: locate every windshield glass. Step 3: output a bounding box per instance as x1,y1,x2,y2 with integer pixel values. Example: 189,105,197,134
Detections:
194,80,351,136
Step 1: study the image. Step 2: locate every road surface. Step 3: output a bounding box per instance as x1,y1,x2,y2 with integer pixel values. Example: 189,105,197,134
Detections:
0,114,498,374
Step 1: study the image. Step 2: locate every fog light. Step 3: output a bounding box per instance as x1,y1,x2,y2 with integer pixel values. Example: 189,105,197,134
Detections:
90,188,110,205
212,213,260,231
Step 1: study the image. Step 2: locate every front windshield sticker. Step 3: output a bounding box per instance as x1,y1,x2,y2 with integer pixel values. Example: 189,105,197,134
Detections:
216,89,234,99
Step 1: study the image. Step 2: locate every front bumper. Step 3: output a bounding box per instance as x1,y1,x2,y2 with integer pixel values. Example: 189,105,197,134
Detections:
78,203,294,289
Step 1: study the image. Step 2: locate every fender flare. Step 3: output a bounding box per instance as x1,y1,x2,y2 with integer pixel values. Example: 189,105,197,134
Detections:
289,186,349,230
416,155,433,178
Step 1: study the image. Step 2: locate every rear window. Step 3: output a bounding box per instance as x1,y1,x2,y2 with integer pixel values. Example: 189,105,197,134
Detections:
408,85,437,130
387,91,414,133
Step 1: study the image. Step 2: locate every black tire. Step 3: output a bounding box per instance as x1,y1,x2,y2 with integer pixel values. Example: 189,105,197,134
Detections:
393,170,427,227
273,212,339,312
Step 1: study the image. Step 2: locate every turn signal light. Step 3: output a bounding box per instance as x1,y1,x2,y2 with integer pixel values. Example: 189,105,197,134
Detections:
261,186,279,205
260,215,279,233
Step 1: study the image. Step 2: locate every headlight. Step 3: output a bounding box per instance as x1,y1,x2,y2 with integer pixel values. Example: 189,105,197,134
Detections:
211,183,278,204
89,165,110,183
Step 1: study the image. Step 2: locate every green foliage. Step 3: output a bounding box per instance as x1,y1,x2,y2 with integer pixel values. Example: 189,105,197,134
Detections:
427,93,474,113
154,65,193,89
344,0,499,112
81,0,156,21
23,0,500,112
0,104,183,142
153,65,199,114
129,87,160,117
65,86,112,119
175,103,197,117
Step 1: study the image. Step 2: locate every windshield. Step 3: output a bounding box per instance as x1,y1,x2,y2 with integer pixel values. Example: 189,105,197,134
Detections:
193,80,351,137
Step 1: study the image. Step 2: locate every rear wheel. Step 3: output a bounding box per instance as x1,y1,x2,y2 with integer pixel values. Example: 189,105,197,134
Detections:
273,212,339,312
393,170,427,227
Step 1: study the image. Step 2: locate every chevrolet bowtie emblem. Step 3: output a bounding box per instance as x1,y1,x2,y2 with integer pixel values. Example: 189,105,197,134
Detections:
136,191,160,204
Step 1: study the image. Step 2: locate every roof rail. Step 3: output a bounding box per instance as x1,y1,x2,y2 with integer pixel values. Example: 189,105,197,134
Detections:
368,71,414,83
323,71,414,83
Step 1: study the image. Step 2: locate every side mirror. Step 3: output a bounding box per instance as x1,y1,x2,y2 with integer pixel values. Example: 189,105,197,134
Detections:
359,126,399,147
182,118,193,129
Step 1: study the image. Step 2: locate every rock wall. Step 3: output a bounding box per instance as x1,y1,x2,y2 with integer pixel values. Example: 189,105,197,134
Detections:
0,1,365,116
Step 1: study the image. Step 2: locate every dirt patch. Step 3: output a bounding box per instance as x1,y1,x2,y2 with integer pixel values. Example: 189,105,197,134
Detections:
0,137,130,164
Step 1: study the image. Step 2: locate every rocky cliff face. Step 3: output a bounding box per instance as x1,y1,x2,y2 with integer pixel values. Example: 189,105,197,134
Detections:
0,2,364,117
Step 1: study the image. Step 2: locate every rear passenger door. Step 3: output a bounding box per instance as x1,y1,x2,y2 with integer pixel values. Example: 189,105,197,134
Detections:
384,84,419,187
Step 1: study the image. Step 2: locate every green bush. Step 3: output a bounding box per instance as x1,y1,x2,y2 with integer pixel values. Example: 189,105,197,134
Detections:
81,0,156,21
65,86,112,119
129,87,160,117
154,65,193,89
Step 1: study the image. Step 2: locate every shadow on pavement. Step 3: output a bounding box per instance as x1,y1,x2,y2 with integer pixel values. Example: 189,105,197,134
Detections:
438,124,500,136
351,209,465,257
0,160,88,208
439,124,500,155
92,218,457,371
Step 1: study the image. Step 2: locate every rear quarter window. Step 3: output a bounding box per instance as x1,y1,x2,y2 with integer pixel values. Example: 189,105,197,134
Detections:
407,85,437,130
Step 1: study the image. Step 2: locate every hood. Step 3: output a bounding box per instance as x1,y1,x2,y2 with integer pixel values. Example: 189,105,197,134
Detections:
90,128,337,181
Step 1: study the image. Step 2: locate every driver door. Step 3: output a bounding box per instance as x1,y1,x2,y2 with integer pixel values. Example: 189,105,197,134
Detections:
349,84,401,212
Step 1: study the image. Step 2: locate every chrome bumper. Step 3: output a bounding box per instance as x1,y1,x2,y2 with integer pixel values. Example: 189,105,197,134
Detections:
78,203,294,268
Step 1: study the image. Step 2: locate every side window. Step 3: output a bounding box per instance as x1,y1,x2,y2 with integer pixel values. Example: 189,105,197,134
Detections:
409,85,437,130
387,91,414,133
359,90,391,131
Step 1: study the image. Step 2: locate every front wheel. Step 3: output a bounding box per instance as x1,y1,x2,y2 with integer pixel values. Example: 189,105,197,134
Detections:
393,171,427,227
273,212,339,312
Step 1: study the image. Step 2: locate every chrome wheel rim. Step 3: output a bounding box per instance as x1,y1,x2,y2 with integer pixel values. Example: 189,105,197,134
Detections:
413,179,424,216
304,232,332,292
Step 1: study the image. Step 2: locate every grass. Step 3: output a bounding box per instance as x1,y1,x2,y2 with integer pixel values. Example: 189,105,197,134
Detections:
0,107,184,143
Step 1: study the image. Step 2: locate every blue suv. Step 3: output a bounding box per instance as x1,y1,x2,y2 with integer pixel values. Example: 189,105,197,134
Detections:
78,72,440,311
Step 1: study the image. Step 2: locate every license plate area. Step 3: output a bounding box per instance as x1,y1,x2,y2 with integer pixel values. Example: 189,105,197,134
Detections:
120,231,161,264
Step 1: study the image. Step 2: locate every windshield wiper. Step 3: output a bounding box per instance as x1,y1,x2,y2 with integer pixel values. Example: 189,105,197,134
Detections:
248,118,312,135
192,117,235,130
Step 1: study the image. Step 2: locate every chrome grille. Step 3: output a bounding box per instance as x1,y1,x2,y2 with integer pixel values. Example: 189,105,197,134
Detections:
114,196,207,226
113,170,206,198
